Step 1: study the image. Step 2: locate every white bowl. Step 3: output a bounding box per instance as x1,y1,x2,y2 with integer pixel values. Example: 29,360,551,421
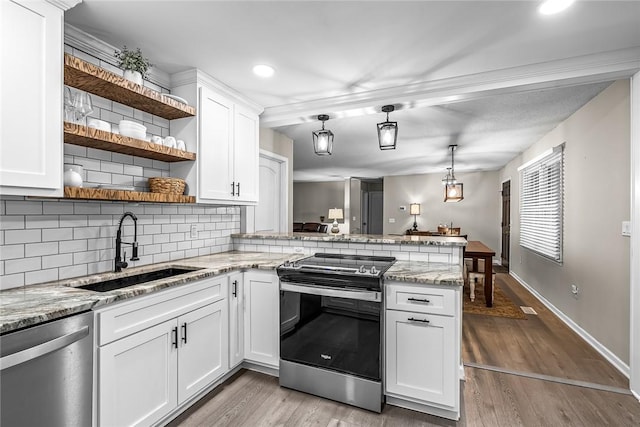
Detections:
119,128,146,140
119,120,146,132
87,118,111,132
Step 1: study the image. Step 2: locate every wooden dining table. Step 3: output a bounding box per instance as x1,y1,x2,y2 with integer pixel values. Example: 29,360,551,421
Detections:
464,241,496,307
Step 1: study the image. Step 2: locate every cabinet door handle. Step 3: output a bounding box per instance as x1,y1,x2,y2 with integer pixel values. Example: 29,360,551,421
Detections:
407,297,430,304
172,326,178,349
231,182,236,196
181,322,187,344
236,182,240,197
232,280,237,297
408,317,430,323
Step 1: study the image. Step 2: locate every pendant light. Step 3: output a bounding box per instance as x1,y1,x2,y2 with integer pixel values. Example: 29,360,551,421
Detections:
312,114,334,155
443,144,464,202
377,105,398,150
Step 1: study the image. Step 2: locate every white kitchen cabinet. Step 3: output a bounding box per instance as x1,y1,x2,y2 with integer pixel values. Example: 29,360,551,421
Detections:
385,282,461,420
171,71,261,205
0,0,78,196
96,277,228,427
243,270,279,368
228,271,244,368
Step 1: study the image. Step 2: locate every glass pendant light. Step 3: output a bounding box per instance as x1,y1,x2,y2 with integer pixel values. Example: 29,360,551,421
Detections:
444,145,464,202
377,105,398,150
312,114,334,155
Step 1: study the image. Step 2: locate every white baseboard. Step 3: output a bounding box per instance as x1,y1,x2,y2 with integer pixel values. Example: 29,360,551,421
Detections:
510,271,630,379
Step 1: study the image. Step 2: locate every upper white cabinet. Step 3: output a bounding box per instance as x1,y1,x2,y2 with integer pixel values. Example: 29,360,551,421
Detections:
0,0,77,197
171,70,262,205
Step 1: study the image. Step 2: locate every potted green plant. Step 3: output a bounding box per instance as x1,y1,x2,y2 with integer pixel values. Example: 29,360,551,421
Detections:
114,46,152,85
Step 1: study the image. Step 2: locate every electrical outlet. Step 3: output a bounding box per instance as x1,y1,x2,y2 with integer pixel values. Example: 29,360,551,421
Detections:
622,221,631,237
399,206,406,211
389,218,396,223
190,225,198,239
571,284,579,298
293,246,304,253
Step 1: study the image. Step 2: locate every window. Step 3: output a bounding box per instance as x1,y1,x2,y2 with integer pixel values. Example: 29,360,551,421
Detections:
518,144,564,263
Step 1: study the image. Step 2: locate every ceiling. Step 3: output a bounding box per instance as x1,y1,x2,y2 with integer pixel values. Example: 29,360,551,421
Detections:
65,1,640,181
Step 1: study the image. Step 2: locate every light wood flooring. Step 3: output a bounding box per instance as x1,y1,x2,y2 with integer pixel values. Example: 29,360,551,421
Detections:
171,273,640,426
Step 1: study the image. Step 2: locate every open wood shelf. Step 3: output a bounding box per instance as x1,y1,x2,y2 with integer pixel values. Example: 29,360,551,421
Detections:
64,53,196,120
64,187,195,203
64,122,196,162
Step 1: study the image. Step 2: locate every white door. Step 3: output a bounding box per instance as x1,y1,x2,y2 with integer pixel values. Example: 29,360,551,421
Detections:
244,271,279,367
385,310,456,407
99,320,178,427
0,0,62,196
255,154,284,233
228,272,244,368
177,300,228,404
198,87,233,201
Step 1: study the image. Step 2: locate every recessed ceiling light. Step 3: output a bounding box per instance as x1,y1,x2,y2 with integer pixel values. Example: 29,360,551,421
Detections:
252,64,275,78
538,0,575,15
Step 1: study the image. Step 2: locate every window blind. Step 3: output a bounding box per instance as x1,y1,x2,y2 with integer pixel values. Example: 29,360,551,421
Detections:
518,144,564,263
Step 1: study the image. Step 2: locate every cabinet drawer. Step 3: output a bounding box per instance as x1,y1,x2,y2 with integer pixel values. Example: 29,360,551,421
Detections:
97,276,226,346
386,284,456,316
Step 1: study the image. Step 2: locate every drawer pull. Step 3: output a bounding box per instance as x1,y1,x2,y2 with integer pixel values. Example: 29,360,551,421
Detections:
232,280,238,297
231,182,236,196
181,322,188,344
408,317,430,323
407,297,430,304
172,326,178,349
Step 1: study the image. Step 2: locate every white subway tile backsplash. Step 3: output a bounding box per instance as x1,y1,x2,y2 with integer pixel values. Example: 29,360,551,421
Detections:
25,242,58,257
60,215,88,228
59,264,88,280
153,234,170,244
87,237,112,251
25,268,58,286
1,273,25,290
74,203,102,214
100,204,124,215
161,224,178,234
42,253,73,269
123,165,144,176
101,162,124,174
59,240,88,254
87,148,112,162
134,157,154,168
112,153,134,165
6,201,43,215
43,228,73,242
112,102,134,117
64,144,88,157
0,216,25,230
43,201,74,215
87,170,112,184
5,229,41,244
26,215,59,229
6,257,42,274
0,244,25,260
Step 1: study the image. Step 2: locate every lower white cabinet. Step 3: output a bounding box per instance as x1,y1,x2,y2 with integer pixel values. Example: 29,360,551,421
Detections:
228,271,244,368
96,277,228,427
385,282,461,420
243,270,279,368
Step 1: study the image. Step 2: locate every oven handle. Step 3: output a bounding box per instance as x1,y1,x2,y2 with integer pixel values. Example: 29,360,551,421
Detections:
280,282,381,302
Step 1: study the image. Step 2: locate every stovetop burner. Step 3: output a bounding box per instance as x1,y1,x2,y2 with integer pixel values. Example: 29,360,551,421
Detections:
277,253,396,290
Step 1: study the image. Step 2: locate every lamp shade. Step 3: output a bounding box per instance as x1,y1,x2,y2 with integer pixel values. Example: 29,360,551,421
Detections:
409,203,420,215
377,105,398,150
328,208,344,220
312,114,333,155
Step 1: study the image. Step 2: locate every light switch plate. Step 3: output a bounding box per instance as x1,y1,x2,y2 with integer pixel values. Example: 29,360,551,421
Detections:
622,221,631,237
190,224,198,239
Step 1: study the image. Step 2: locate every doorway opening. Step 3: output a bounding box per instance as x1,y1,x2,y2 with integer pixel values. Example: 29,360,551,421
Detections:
359,179,384,235
501,179,511,268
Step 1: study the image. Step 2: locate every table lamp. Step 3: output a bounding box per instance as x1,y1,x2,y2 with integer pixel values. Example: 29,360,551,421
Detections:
410,203,420,231
328,208,343,234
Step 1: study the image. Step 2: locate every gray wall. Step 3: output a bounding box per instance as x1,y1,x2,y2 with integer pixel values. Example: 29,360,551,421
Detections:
293,181,344,223
500,80,631,364
382,171,501,252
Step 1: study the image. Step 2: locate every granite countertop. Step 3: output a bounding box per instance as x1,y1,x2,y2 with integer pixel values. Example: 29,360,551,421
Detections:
0,251,463,335
0,251,303,334
232,232,467,247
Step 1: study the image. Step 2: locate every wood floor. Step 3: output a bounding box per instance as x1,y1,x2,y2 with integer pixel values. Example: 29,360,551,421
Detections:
171,273,640,426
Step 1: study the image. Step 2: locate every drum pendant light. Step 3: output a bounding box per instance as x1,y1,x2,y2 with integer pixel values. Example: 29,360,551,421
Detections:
377,105,398,150
312,114,334,155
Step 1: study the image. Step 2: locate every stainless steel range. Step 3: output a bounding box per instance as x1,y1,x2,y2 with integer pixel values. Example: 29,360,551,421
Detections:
277,253,396,412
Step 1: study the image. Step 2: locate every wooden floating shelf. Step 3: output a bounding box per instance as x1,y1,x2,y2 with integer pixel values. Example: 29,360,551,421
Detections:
64,122,196,162
64,187,195,204
64,53,196,120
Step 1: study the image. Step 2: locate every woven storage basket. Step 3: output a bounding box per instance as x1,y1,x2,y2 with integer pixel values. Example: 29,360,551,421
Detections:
148,177,186,195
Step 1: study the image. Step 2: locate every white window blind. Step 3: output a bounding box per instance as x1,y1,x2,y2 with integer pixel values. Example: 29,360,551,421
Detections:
518,144,564,263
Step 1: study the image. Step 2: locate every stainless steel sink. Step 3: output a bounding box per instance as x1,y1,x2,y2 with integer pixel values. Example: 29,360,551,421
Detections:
77,267,202,292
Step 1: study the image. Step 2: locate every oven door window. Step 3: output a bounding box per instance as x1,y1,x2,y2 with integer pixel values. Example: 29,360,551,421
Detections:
280,290,381,381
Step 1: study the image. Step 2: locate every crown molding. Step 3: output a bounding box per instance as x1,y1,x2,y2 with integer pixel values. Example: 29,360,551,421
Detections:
46,0,81,11
171,69,263,115
260,46,640,128
64,23,171,89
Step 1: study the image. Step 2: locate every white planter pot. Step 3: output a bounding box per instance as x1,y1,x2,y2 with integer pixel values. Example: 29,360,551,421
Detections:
123,70,143,85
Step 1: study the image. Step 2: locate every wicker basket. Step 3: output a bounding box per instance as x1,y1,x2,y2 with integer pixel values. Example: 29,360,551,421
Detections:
148,177,186,195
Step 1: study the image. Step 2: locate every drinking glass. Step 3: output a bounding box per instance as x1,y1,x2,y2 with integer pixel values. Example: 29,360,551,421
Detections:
73,92,94,125
64,87,75,123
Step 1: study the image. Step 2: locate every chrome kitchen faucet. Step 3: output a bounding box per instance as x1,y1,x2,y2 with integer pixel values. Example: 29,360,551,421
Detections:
115,212,139,272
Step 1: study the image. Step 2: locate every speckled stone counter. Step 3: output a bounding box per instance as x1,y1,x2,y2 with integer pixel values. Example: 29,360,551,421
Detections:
384,260,463,286
232,232,467,247
0,252,303,334
0,251,463,335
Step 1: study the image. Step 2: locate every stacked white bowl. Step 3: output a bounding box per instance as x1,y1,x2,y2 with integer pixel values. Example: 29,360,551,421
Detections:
119,120,147,140
87,118,111,132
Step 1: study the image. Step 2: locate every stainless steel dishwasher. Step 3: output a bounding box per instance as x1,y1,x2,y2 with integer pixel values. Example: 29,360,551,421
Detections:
0,310,94,427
